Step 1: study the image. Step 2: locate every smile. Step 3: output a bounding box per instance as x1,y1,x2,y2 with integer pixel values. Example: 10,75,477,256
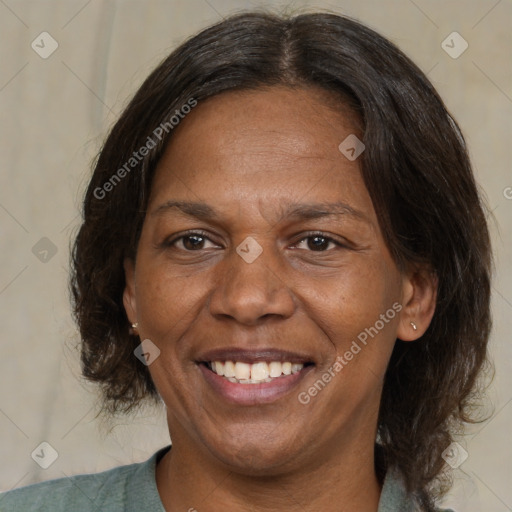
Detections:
206,360,306,384
197,350,315,405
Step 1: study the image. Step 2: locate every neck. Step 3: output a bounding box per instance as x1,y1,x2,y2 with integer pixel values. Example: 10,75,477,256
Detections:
156,428,382,512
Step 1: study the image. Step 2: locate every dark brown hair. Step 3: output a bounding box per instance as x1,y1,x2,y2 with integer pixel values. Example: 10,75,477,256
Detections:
70,11,492,510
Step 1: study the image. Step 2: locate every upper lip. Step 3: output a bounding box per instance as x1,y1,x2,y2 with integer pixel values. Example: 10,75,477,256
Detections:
197,348,315,365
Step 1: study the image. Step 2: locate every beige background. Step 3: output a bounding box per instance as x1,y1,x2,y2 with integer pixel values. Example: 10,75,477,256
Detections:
0,1,511,510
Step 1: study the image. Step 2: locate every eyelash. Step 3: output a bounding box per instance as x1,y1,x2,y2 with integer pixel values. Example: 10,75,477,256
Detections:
164,230,218,251
163,230,346,252
294,232,344,251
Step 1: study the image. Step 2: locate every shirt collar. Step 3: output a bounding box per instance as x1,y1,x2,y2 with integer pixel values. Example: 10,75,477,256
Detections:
378,468,419,512
142,447,420,512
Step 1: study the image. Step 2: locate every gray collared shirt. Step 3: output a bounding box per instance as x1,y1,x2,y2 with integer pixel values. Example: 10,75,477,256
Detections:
0,447,453,511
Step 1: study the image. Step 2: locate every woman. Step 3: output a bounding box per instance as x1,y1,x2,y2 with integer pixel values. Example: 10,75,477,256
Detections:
1,11,491,512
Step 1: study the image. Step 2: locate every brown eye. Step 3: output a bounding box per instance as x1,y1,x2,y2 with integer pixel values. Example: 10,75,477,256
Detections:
181,234,206,250
294,234,340,252
164,231,219,251
307,235,331,251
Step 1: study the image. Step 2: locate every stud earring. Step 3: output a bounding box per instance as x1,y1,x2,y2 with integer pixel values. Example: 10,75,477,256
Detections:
131,322,139,329
410,321,417,331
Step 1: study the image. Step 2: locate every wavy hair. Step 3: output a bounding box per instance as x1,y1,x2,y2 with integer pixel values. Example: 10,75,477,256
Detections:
70,11,492,510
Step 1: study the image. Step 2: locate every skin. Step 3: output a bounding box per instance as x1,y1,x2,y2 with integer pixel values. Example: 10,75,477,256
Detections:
123,86,437,512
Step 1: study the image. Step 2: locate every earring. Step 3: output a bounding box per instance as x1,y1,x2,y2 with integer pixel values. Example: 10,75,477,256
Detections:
410,321,417,331
131,322,139,329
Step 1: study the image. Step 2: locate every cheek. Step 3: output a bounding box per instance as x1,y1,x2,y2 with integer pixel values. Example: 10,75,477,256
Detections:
304,263,402,402
135,262,206,405
304,257,401,343
303,264,401,410
135,259,206,340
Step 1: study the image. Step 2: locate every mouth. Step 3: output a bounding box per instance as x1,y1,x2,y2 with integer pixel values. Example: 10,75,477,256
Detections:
201,360,312,384
196,349,315,405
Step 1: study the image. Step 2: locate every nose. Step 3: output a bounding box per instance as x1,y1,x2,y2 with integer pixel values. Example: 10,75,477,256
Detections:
208,244,296,326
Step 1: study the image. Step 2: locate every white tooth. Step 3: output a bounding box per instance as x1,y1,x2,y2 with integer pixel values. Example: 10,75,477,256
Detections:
291,363,304,374
234,362,251,380
269,361,283,378
282,362,292,375
251,362,269,381
213,361,224,376
227,377,237,383
224,360,235,378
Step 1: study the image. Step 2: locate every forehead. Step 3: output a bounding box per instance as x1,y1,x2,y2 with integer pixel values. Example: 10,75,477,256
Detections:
161,85,360,163
148,86,373,221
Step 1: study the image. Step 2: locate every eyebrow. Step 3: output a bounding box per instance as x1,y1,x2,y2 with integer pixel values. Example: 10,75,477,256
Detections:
151,200,370,224
152,201,219,219
283,202,369,223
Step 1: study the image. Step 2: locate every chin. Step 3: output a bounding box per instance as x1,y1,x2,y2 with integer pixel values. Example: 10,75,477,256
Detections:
207,436,301,476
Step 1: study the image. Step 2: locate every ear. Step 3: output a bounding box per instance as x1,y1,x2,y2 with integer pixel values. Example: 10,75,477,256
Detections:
396,265,438,341
123,258,138,325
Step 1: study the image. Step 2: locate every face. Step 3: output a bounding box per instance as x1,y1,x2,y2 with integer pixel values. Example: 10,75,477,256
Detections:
124,86,434,474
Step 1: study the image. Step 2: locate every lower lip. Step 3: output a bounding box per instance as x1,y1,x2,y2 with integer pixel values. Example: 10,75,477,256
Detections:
198,364,314,405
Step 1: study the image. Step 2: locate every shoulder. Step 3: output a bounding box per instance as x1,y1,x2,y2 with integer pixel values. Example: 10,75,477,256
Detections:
0,448,168,512
0,468,125,511
378,468,455,512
